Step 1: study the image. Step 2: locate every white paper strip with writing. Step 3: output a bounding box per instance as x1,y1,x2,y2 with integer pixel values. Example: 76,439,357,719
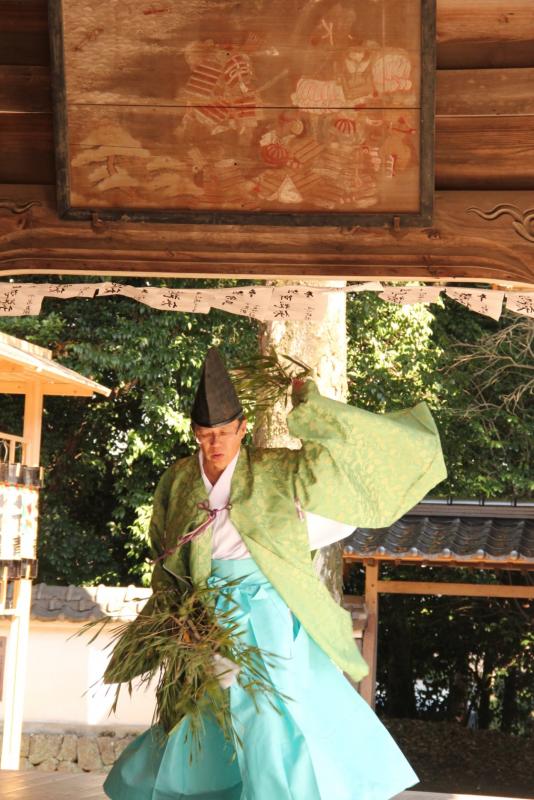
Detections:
95,284,211,313
34,283,98,299
265,286,330,321
505,292,534,318
0,285,44,316
208,287,273,320
445,288,504,321
379,286,443,305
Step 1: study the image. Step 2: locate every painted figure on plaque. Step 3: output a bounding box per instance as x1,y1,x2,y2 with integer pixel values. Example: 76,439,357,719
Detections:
103,347,446,800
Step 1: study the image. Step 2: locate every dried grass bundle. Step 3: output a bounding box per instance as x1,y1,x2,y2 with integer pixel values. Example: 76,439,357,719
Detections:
230,352,312,412
80,577,284,751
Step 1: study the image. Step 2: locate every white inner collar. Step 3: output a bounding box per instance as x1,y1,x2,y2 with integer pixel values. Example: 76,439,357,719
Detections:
199,449,240,503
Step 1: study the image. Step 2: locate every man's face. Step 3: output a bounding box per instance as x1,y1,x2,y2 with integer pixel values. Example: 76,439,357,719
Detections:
194,418,247,472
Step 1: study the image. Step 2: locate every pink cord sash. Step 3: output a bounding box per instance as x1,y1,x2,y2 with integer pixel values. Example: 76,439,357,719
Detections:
152,500,232,564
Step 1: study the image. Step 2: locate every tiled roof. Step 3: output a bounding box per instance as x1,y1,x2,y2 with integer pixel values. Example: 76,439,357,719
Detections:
30,584,370,633
27,502,534,622
344,502,534,563
31,584,151,622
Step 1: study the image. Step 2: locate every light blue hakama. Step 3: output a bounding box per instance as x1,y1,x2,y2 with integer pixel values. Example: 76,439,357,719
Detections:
104,558,419,800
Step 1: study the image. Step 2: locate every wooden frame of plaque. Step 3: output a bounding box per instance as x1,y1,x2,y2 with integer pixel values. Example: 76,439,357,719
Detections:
49,0,435,227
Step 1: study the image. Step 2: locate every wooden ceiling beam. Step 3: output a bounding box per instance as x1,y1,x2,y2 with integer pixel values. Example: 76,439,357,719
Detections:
6,258,531,285
0,185,532,287
4,65,533,119
0,0,49,66
2,108,534,191
437,0,534,68
2,0,533,70
437,67,534,116
0,113,54,185
0,66,51,112
436,115,534,189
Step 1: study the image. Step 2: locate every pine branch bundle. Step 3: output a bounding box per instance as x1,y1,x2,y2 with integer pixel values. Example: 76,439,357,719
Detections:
80,578,283,751
230,352,312,413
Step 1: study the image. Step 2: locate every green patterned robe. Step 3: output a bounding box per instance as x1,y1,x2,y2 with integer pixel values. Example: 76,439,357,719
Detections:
106,381,446,684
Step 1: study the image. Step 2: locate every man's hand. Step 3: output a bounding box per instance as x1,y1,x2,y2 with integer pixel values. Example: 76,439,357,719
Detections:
212,653,241,689
291,376,309,405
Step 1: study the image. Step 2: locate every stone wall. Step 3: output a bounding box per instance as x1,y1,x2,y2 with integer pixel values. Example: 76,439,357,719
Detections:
2,719,533,798
0,731,140,773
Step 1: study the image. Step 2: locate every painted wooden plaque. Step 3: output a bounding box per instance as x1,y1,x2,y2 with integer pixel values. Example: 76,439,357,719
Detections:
50,0,435,226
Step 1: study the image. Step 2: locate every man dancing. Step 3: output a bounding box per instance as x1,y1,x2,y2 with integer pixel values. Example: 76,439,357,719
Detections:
104,348,446,800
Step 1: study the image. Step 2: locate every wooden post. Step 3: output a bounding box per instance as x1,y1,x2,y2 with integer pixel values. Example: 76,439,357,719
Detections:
1,381,43,770
0,579,32,769
22,381,43,467
360,562,379,708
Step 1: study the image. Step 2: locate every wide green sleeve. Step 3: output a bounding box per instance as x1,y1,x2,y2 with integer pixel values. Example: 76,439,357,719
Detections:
287,381,447,529
146,465,189,595
103,466,184,684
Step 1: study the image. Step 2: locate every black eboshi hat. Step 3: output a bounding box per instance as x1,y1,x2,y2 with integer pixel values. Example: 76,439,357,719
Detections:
191,348,243,428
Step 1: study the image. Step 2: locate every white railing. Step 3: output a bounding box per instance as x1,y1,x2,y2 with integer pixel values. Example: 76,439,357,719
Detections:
0,432,27,465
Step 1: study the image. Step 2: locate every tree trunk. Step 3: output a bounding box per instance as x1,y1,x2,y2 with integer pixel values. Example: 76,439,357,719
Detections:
384,597,417,718
478,652,495,730
446,654,470,724
500,666,517,733
253,281,347,601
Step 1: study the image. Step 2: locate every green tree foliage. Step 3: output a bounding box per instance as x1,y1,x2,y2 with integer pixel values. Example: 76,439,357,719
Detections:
347,292,533,499
1,281,531,732
0,278,258,586
346,292,533,733
373,566,533,735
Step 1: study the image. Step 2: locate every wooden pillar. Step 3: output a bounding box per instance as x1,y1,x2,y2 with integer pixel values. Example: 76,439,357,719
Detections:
0,580,33,769
22,381,43,467
1,381,43,770
360,562,379,708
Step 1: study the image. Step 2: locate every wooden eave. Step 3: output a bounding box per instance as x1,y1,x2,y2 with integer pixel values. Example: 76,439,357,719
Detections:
1,185,534,287
343,553,534,571
0,332,110,397
343,501,534,569
0,0,533,285
403,501,534,519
